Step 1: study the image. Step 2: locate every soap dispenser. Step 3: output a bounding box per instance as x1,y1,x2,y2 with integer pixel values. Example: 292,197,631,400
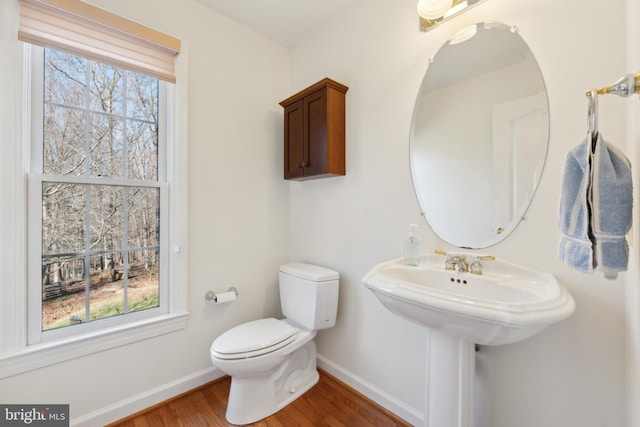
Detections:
404,224,421,266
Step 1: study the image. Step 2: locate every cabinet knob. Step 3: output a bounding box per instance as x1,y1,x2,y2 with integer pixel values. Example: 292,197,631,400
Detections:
299,162,308,168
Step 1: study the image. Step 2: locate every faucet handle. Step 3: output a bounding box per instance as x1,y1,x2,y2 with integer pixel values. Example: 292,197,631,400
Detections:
435,250,457,270
470,255,495,275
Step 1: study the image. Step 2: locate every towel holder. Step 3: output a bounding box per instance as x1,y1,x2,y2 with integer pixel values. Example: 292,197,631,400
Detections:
586,88,598,135
585,71,640,146
592,72,640,97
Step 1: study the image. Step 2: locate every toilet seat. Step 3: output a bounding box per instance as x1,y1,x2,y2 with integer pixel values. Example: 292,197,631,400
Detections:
211,318,296,360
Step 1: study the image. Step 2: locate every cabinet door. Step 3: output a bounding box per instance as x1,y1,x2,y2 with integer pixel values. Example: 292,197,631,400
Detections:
283,98,304,179
304,89,327,177
280,78,346,180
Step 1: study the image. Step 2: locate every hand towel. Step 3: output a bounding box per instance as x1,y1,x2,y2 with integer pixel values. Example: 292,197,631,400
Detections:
558,132,632,279
558,136,593,273
591,133,633,279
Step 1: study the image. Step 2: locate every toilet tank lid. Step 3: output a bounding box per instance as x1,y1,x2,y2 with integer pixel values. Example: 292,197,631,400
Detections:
280,262,339,281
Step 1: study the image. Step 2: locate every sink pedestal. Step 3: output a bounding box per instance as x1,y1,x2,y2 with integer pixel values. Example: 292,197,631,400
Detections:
362,256,576,426
426,330,475,427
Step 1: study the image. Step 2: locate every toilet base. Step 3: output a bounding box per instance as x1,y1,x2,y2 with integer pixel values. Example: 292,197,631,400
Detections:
225,340,319,425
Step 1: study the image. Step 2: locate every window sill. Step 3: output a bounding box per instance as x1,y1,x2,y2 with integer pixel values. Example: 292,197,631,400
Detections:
0,311,189,379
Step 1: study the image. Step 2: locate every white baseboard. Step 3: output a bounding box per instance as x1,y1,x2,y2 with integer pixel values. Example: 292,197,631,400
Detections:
317,354,424,426
71,358,423,427
71,367,224,427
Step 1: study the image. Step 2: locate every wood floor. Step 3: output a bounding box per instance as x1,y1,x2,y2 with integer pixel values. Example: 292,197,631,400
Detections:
108,369,411,427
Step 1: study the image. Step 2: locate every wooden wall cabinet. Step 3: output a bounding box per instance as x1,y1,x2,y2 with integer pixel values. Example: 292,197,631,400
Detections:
279,78,348,180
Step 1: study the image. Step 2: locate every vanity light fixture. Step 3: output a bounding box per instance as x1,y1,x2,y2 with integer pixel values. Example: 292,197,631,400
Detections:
417,0,453,20
419,0,488,32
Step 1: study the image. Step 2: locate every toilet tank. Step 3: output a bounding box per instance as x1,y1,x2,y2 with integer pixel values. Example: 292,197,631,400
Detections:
279,262,339,331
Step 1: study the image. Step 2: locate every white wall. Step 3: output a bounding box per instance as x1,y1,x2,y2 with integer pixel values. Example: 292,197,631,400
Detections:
0,0,633,426
0,0,291,423
289,0,628,426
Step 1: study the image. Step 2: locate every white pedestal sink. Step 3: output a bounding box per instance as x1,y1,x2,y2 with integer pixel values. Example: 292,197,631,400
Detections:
363,254,575,427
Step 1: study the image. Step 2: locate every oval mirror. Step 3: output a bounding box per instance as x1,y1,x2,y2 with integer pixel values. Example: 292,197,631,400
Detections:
410,21,549,249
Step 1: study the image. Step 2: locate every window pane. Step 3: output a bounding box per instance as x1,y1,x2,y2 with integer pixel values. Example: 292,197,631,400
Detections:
42,255,86,331
128,187,159,248
90,62,123,115
43,105,86,175
90,113,124,178
42,182,85,254
89,253,125,322
127,72,158,121
44,49,86,108
127,120,158,180
128,249,159,314
90,185,124,250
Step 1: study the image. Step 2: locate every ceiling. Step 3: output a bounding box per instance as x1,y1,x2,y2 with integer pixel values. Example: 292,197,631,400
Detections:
195,0,355,48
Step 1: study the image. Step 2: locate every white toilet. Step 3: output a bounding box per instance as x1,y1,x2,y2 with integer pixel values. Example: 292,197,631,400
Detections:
210,262,339,425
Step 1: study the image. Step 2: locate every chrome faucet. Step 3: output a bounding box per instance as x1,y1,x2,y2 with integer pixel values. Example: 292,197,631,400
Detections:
452,255,469,272
444,254,469,272
435,250,468,272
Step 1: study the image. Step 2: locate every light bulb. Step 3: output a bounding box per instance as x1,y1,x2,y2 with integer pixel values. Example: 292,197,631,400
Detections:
417,0,454,20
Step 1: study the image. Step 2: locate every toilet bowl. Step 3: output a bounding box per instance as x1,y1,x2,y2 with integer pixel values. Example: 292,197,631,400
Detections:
211,318,318,425
210,262,339,425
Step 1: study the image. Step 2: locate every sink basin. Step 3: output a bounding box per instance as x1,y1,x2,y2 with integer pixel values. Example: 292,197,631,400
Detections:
363,254,575,345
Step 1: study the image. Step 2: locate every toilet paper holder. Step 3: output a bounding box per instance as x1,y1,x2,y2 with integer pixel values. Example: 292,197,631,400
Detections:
205,287,239,303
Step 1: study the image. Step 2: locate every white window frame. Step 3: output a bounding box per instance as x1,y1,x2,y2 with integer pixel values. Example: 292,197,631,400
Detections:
0,40,189,379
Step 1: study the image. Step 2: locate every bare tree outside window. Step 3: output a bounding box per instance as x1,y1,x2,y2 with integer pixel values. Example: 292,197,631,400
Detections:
41,49,161,331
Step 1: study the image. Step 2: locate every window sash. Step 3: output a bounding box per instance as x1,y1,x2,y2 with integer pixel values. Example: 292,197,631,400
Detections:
28,174,170,344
